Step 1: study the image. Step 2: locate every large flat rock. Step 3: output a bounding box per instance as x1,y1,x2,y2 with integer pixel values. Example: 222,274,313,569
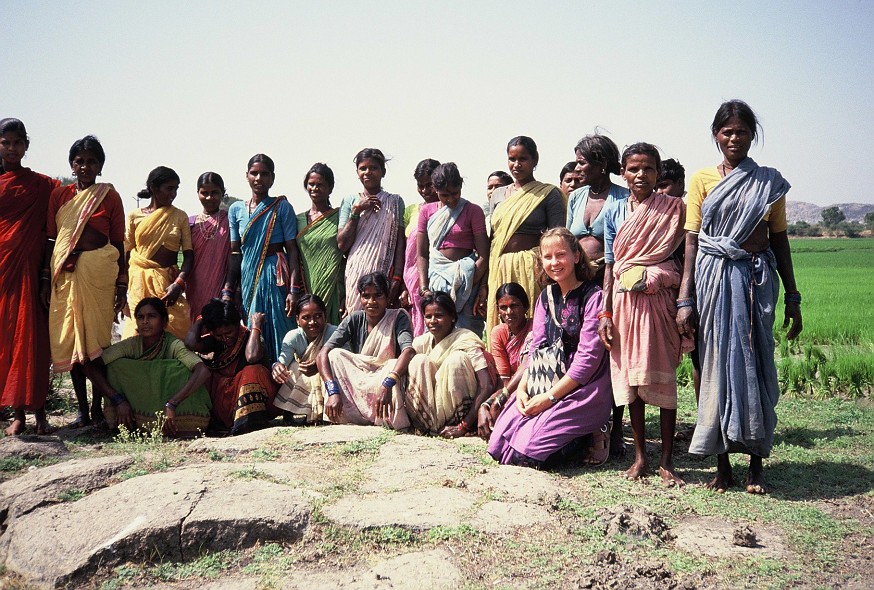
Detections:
467,464,563,505
290,424,387,446
361,435,479,493
187,427,290,455
0,435,68,460
3,466,311,589
0,454,133,518
324,487,471,530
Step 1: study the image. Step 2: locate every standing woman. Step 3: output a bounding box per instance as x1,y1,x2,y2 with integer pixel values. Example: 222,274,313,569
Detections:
186,172,230,322
123,166,192,340
0,118,59,435
42,135,126,429
565,134,629,282
677,100,801,494
482,136,564,335
559,161,581,203
337,148,406,312
296,163,343,325
416,162,489,335
224,154,301,362
402,158,440,336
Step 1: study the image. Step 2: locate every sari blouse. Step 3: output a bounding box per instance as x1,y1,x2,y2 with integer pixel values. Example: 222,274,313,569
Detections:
566,184,629,240
102,332,202,370
324,311,413,355
417,201,486,250
228,198,297,243
125,207,192,253
47,184,125,241
490,184,565,235
489,319,533,379
277,324,339,367
685,166,787,233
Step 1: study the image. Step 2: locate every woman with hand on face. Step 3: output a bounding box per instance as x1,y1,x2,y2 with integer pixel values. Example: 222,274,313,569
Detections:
488,228,612,469
41,135,126,430
317,273,414,430
416,163,489,336
123,166,192,340
90,298,211,437
678,100,801,495
186,172,230,322
337,148,406,312
185,299,277,435
296,163,343,325
599,143,690,486
406,291,496,438
482,136,564,336
0,118,60,435
272,294,341,424
402,158,440,336
224,154,302,362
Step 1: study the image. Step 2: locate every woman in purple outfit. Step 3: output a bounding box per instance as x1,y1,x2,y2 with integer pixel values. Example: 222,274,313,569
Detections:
488,228,612,468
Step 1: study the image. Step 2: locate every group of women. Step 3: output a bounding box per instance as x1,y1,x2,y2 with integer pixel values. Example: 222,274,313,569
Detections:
0,98,802,494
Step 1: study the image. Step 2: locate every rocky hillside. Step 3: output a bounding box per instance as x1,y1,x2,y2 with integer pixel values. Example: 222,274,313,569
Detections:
787,201,873,224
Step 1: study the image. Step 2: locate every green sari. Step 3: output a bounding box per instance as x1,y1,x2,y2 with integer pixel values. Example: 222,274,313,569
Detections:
297,209,342,324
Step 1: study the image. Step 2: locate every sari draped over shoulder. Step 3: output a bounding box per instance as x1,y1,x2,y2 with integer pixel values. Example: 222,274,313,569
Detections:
297,208,342,325
273,330,328,423
406,328,495,434
403,203,425,336
203,326,277,435
344,191,402,312
690,158,790,458
0,169,57,410
328,309,411,429
609,192,689,410
241,196,296,362
49,183,119,371
125,205,191,339
426,199,480,330
486,182,555,338
187,210,230,321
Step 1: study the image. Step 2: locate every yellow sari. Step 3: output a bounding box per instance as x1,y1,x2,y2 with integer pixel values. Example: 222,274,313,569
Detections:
486,182,555,337
49,184,118,372
124,205,192,339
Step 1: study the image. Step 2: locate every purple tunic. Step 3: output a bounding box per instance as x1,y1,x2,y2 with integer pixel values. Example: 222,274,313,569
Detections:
488,282,612,465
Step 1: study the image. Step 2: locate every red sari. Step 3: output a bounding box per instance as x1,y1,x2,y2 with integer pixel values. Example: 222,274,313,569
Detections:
0,169,59,409
187,210,230,320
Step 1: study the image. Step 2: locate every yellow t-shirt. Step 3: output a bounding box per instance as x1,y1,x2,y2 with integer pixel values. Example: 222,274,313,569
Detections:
684,166,787,233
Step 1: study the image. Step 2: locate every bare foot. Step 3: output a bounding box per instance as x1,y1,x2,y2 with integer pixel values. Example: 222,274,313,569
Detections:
624,460,648,480
658,465,686,487
5,419,25,436
610,428,626,458
35,418,55,436
746,469,767,494
705,472,734,493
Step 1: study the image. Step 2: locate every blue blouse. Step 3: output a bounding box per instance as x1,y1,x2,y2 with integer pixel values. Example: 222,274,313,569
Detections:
566,184,629,240
228,197,297,244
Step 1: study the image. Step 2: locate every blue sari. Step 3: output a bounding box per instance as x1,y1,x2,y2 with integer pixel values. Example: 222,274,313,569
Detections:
689,158,790,458
239,197,297,362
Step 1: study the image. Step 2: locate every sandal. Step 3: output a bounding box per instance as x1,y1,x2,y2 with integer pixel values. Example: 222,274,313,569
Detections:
583,423,611,466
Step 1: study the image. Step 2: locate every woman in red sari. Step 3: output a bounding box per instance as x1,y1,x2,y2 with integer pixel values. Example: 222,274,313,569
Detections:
0,118,59,435
187,172,230,321
185,298,277,435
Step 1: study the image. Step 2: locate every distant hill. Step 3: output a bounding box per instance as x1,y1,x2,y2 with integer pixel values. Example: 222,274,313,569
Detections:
786,201,873,224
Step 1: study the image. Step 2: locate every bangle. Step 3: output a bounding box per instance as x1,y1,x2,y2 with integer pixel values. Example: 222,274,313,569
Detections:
785,292,802,305
290,286,302,295
109,393,127,407
391,275,403,283
115,283,127,289
481,400,492,410
676,299,695,309
40,276,51,282
419,286,431,297
382,376,397,388
174,277,186,289
221,288,234,296
251,326,261,333
597,311,613,320
350,211,361,220
325,380,341,396
388,371,400,381
165,401,177,410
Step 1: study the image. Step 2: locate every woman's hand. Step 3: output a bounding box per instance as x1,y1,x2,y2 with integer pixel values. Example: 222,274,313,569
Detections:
515,389,530,413
597,317,614,351
116,400,135,429
325,392,343,423
387,280,403,309
399,289,410,309
40,279,51,309
251,311,266,330
784,302,803,340
285,292,299,317
354,194,381,215
162,282,182,307
113,286,127,320
472,287,488,319
377,385,394,423
298,360,318,377
440,423,469,439
477,403,495,440
675,307,696,340
163,404,177,436
272,362,290,384
521,393,552,417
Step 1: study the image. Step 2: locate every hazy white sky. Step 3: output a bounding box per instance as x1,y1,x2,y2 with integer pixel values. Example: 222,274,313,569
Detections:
7,0,874,216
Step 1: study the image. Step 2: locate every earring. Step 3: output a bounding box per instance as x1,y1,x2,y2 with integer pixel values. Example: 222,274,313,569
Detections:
98,171,102,176
601,169,606,174
72,171,78,177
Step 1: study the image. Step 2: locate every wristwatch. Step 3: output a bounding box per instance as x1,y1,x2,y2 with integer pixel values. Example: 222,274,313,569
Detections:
548,394,559,404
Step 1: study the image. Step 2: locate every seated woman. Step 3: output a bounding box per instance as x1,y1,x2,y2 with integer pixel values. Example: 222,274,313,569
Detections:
477,282,534,439
186,299,277,435
272,294,339,424
488,228,612,469
406,291,495,436
417,162,489,336
317,273,414,429
89,298,211,437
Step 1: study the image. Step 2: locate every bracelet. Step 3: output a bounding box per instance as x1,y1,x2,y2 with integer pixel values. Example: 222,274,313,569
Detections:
251,326,262,333
388,371,400,381
391,275,403,283
419,286,431,297
676,299,695,309
785,292,802,305
597,311,613,320
221,288,234,296
40,276,51,282
382,376,397,388
115,282,127,289
325,380,341,396
290,286,302,295
165,401,177,410
174,277,186,289
481,400,492,410
109,393,127,407
350,211,361,220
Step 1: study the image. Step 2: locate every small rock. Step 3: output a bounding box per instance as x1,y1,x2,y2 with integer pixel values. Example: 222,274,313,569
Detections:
595,505,675,545
0,435,68,460
733,524,758,547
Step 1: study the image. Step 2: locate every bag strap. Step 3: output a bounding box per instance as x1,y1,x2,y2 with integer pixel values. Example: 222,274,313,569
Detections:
545,285,562,330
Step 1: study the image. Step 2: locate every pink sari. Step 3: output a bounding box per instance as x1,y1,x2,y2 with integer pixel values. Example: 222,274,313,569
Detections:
187,210,230,320
610,193,689,409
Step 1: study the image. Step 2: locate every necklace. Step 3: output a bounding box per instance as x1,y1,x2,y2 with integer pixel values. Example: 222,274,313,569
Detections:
721,162,735,177
589,183,608,196
197,211,221,241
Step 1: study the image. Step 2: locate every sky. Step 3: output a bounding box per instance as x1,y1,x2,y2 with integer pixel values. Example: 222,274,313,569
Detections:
6,0,874,216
